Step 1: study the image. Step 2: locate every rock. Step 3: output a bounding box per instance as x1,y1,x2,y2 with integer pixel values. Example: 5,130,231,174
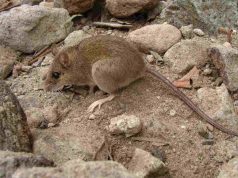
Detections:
197,84,238,130
54,0,95,14
64,30,91,47
208,45,238,91
25,107,46,128
0,5,72,53
0,80,32,152
128,148,167,177
108,114,142,137
218,157,238,178
128,24,181,54
106,0,158,18
213,140,238,163
158,0,238,33
164,37,211,74
198,124,213,139
146,55,155,63
0,45,19,79
12,160,136,178
193,28,205,36
62,160,136,178
12,167,62,178
223,42,232,48
0,150,54,178
33,126,97,165
180,24,193,39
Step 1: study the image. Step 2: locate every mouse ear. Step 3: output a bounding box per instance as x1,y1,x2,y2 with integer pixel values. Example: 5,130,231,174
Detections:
59,53,71,68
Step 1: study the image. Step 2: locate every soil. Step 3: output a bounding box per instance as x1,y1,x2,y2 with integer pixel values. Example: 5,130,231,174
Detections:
6,25,238,178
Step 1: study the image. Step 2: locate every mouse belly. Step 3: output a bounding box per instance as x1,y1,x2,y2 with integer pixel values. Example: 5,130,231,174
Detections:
91,58,145,94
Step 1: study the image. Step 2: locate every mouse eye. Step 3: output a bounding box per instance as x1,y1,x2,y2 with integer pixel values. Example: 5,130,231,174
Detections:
52,72,61,79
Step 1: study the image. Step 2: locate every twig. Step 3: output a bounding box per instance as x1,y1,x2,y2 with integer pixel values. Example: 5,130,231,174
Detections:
27,40,64,65
173,66,199,89
131,136,168,145
93,22,132,29
179,66,199,81
173,79,192,89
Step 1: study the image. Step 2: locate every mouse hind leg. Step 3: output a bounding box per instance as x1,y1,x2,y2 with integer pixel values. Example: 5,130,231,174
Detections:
87,59,128,112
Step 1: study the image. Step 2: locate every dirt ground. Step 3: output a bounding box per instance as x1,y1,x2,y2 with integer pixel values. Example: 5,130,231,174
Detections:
6,26,238,178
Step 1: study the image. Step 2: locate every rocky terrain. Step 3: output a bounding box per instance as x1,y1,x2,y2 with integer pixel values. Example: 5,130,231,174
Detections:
1,0,238,178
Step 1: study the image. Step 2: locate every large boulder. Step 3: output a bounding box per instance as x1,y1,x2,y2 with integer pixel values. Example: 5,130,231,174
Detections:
128,24,181,54
158,0,238,33
0,5,72,53
54,0,95,14
106,0,158,18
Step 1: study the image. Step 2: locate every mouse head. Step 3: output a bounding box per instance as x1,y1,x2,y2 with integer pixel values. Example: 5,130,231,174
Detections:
44,47,86,91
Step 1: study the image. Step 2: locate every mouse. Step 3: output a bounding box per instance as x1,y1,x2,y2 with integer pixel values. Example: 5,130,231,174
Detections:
44,35,238,137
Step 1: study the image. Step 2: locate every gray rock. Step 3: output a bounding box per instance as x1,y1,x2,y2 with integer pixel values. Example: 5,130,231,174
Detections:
0,80,32,152
106,0,158,18
164,37,211,74
197,84,238,131
0,5,72,53
208,45,238,92
108,114,142,137
0,151,54,178
180,24,194,39
128,148,167,177
193,28,205,36
64,30,91,47
0,45,19,79
158,0,238,34
213,140,238,163
54,0,95,14
62,160,137,178
218,157,238,178
12,167,63,178
12,160,136,178
128,24,181,54
33,127,95,165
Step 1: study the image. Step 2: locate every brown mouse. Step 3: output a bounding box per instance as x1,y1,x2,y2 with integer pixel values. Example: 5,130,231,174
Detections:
44,35,238,137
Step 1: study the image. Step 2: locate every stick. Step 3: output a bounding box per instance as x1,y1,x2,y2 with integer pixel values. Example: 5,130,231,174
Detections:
93,22,132,29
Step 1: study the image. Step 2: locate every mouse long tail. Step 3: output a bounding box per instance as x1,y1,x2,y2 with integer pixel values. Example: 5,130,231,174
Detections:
146,66,238,137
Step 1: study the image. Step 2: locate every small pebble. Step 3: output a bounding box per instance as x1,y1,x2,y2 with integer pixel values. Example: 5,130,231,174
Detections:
82,25,90,31
193,28,205,36
107,30,113,35
213,77,223,86
203,68,212,75
89,114,96,120
206,124,214,132
169,109,176,116
223,42,232,48
146,55,155,63
108,114,142,137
